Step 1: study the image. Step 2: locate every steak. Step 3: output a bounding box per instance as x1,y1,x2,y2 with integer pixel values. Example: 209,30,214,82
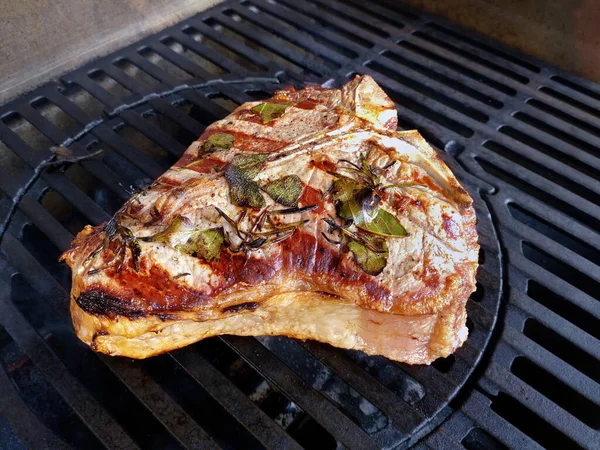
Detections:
61,76,479,364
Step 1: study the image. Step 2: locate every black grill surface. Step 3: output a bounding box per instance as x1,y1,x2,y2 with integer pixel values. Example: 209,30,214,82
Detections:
0,1,598,449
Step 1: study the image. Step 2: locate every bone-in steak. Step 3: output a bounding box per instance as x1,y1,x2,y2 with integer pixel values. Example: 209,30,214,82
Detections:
61,76,478,364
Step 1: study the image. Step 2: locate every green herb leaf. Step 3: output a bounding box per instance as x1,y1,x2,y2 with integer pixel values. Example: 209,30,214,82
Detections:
225,166,266,208
201,133,234,154
230,182,265,208
338,188,379,222
144,216,195,245
225,154,268,208
338,195,363,221
348,237,388,276
251,102,292,123
331,179,362,202
144,216,224,260
262,175,303,207
229,153,268,179
360,208,407,237
358,188,381,217
339,195,406,237
178,228,224,261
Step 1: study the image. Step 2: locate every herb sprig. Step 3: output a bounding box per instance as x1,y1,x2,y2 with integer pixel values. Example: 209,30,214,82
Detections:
216,205,313,253
322,216,388,276
324,154,421,275
328,154,408,238
141,215,224,262
84,213,142,275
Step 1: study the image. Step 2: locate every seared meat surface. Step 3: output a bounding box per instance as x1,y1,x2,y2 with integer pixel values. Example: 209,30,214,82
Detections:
61,76,478,364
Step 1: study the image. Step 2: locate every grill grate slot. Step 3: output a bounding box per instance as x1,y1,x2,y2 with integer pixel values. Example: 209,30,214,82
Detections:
510,356,600,430
522,242,600,302
366,60,491,122
523,319,600,385
513,111,600,159
509,203,600,266
383,50,504,110
365,69,475,137
397,40,518,97
490,392,583,450
540,86,600,119
484,138,600,205
244,1,362,59
89,71,133,101
412,31,530,84
527,280,600,341
269,0,375,50
2,113,54,154
306,0,393,38
551,75,600,102
461,427,509,450
425,23,541,74
476,156,600,233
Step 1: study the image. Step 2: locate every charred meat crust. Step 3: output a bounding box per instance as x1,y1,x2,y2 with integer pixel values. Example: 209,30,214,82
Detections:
74,229,399,320
90,329,109,351
76,289,147,319
222,302,261,314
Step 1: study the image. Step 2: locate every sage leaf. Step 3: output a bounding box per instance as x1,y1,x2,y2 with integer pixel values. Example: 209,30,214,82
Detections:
251,102,292,123
144,216,224,260
201,133,234,154
228,153,268,179
348,238,388,276
144,216,197,247
178,228,224,261
225,153,268,208
331,178,361,202
227,169,266,208
262,175,303,207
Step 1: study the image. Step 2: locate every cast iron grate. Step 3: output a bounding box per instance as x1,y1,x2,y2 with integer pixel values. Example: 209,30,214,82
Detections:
0,0,598,449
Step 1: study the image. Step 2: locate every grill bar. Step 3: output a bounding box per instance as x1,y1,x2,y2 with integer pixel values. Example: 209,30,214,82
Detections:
171,349,303,450
299,341,425,431
223,336,379,450
0,290,138,449
0,345,72,450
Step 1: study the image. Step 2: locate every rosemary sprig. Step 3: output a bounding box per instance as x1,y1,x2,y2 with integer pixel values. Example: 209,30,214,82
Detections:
330,154,424,197
215,205,314,253
269,204,317,215
84,212,142,275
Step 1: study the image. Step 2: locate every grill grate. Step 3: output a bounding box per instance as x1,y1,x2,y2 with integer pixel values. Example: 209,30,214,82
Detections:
0,1,598,449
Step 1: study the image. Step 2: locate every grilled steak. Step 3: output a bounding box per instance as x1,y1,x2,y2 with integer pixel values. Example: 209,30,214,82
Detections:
61,76,479,364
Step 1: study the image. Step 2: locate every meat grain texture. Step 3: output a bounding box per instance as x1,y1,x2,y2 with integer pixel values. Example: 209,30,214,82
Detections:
61,76,479,364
